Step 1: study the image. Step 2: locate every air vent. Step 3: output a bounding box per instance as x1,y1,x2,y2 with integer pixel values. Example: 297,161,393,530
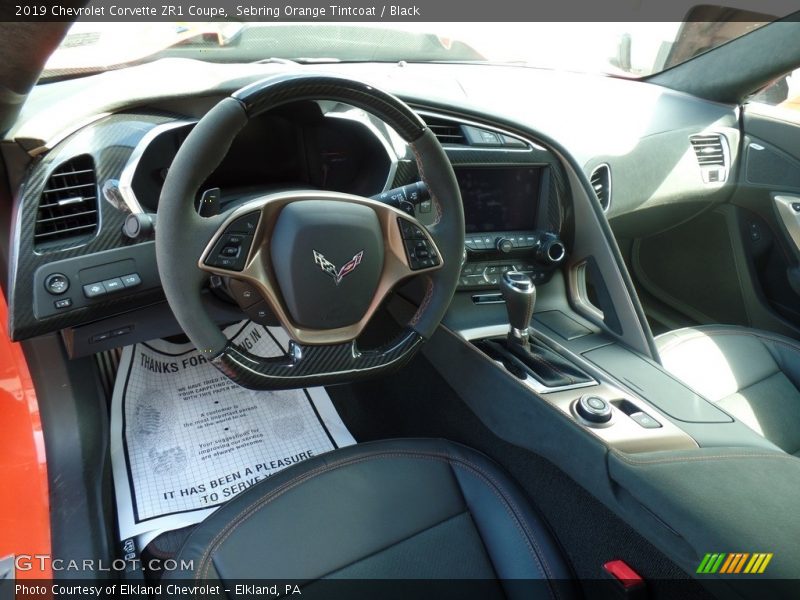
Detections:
590,164,611,212
689,133,728,183
690,134,726,166
424,116,467,145
35,155,98,246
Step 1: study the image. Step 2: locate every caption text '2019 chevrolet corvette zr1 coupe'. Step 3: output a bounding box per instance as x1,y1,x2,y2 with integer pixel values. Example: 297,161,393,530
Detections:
3,9,800,600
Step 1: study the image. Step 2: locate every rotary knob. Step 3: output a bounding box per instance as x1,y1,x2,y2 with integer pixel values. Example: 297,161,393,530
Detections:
575,395,612,424
496,237,514,253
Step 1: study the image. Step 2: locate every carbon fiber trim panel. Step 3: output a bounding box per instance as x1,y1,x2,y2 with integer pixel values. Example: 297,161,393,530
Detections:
233,74,426,142
9,113,176,340
212,328,423,390
391,159,420,187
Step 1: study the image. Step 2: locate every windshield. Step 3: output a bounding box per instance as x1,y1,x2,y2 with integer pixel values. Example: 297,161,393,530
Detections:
43,21,769,80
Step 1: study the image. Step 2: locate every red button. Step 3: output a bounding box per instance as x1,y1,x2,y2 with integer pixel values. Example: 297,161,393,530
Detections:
603,560,644,589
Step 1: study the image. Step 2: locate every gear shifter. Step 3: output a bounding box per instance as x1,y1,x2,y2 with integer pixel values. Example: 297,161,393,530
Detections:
500,271,536,350
481,271,593,389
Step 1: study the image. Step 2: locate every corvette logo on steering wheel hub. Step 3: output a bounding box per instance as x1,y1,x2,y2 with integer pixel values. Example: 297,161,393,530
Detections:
313,250,364,285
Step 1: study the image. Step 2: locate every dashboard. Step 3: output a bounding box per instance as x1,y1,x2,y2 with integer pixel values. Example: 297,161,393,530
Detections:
4,59,740,353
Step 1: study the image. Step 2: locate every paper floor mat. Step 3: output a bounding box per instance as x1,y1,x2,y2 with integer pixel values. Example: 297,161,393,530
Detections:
110,321,355,548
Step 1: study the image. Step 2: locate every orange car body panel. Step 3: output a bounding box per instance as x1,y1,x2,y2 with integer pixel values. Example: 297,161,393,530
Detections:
0,291,51,578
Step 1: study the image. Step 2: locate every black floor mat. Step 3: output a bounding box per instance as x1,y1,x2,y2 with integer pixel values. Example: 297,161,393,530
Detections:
327,354,712,600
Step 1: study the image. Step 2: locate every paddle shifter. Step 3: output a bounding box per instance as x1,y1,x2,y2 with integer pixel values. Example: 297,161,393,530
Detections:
500,271,536,350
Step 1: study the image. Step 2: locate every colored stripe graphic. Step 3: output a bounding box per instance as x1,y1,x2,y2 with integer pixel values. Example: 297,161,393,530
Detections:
697,553,727,574
758,554,773,574
710,553,726,573
725,553,748,573
719,554,735,574
696,554,713,573
700,553,773,575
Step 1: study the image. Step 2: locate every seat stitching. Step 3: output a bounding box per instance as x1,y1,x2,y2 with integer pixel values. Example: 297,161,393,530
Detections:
719,369,785,400
197,452,550,582
193,450,558,599
196,453,540,579
448,461,555,588
310,510,471,580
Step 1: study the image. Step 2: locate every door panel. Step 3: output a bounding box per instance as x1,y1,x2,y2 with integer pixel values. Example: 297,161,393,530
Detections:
630,106,800,339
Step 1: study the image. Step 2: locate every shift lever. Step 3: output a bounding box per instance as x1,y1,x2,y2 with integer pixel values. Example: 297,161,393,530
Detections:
500,271,536,349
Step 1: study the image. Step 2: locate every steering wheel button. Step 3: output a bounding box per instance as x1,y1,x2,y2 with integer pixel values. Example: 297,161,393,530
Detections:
244,300,273,325
217,257,238,269
226,211,261,234
398,218,425,240
229,280,261,308
206,233,253,271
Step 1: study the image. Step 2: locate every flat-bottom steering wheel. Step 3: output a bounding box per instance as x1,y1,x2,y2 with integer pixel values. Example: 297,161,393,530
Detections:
155,74,464,390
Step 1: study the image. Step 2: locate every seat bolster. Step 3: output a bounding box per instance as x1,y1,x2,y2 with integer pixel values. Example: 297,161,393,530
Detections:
446,444,573,582
758,335,800,392
656,326,784,401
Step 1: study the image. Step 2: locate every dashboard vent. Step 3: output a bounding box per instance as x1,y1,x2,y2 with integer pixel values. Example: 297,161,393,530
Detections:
590,164,611,212
35,155,98,246
424,116,467,145
690,134,726,166
689,133,728,183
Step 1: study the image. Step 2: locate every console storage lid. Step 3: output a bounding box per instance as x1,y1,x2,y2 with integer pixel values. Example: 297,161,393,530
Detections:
583,344,733,423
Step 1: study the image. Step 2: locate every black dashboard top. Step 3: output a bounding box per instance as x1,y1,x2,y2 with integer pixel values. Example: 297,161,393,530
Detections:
5,59,739,345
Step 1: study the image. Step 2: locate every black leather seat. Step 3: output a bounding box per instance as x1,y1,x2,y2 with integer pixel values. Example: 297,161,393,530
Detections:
657,325,800,455
165,438,574,598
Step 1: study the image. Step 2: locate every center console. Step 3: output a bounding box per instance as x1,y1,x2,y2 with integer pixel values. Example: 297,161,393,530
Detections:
466,270,698,453
456,165,566,289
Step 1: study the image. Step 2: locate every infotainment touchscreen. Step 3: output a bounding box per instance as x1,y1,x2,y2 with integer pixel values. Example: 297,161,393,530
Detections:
455,166,542,233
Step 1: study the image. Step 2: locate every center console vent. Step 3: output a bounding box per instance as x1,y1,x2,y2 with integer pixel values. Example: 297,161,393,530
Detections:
35,154,99,247
420,112,529,149
689,133,729,183
589,164,611,212
424,116,468,145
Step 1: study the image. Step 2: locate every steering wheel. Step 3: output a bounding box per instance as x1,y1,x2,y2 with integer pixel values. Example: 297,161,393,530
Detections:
155,74,464,390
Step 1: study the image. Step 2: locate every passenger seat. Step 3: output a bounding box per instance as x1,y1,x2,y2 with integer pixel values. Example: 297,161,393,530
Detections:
656,325,800,456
